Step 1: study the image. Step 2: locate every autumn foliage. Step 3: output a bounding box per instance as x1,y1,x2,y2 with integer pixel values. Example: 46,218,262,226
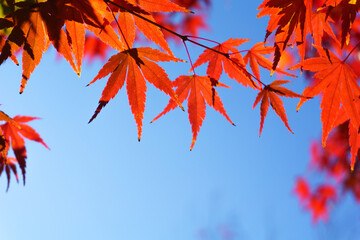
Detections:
0,0,360,225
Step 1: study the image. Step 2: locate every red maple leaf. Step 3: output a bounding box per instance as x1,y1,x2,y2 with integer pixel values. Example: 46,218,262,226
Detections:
191,38,258,89
311,11,340,47
258,0,313,69
243,42,296,80
1,116,49,185
88,47,184,141
291,46,360,150
151,75,234,150
115,10,173,55
253,80,303,135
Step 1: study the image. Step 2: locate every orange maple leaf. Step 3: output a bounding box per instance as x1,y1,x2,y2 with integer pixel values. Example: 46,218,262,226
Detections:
151,75,234,150
0,116,49,185
311,11,340,47
88,47,184,141
191,38,258,88
106,0,190,55
291,46,360,149
243,42,296,80
258,0,313,69
0,112,22,191
66,0,126,61
64,6,86,74
0,111,21,151
253,80,303,136
115,10,173,55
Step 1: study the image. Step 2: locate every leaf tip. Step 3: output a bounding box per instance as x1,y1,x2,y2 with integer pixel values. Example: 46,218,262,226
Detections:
190,139,195,150
286,125,294,134
259,126,264,136
351,158,356,171
322,139,327,148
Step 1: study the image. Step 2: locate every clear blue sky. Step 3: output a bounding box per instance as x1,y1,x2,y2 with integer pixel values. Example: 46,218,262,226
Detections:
1,1,360,240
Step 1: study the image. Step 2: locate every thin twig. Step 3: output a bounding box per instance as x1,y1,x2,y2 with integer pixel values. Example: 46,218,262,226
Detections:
185,35,221,45
104,0,184,39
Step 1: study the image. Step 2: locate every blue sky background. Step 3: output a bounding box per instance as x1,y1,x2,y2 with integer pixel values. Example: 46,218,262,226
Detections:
1,0,360,239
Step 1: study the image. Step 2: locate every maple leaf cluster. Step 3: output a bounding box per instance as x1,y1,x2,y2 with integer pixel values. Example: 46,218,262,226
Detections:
257,0,360,223
294,123,360,222
0,0,307,188
0,2,358,226
294,177,337,223
261,0,360,154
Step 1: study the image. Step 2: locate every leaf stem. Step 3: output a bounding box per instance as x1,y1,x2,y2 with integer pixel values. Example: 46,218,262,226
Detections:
105,1,131,50
343,39,360,62
183,40,196,75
